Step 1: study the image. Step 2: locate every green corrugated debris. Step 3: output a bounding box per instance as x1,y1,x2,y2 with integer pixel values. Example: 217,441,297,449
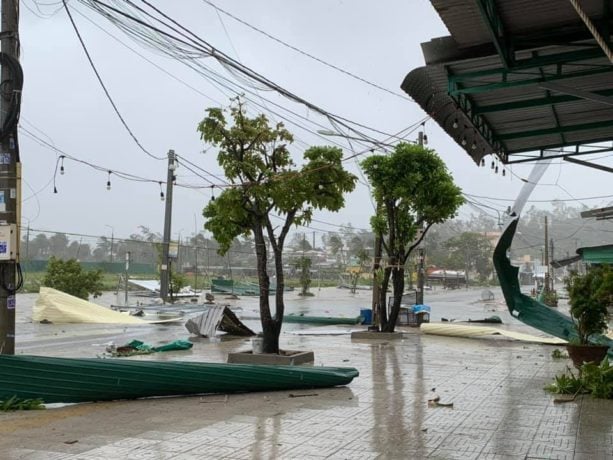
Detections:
494,219,612,358
0,355,359,404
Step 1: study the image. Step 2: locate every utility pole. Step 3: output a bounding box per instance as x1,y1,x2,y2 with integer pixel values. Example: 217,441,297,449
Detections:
416,128,426,305
416,248,425,304
124,252,130,306
543,216,550,295
549,236,555,292
0,0,21,355
370,215,382,329
105,225,114,264
159,150,176,303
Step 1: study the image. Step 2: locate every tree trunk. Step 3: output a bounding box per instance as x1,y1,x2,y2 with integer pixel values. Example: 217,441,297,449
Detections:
265,245,285,354
384,266,405,332
378,266,392,331
253,226,276,352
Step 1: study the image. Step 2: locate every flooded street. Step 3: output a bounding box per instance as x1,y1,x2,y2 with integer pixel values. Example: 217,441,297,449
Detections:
14,285,558,358
5,286,609,460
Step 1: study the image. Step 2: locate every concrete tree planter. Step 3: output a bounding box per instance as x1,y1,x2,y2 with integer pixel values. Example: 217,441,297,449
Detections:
227,336,314,365
227,349,314,365
351,330,405,340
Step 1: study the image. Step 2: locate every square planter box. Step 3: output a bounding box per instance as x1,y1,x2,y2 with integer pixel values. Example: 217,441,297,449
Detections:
227,349,314,365
350,330,405,340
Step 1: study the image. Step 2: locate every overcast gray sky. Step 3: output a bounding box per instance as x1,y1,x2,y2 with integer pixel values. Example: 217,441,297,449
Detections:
19,0,613,244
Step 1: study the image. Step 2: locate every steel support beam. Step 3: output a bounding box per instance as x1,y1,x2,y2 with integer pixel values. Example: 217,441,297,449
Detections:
539,82,613,106
449,47,607,82
475,0,514,67
449,65,613,96
499,118,613,140
452,91,505,153
506,142,613,163
563,155,613,173
474,88,613,113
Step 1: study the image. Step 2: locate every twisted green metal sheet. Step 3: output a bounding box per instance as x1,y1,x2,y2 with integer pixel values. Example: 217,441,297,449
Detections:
494,218,612,358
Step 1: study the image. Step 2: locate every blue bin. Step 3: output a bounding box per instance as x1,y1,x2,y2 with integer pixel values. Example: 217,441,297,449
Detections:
408,304,431,327
360,308,373,325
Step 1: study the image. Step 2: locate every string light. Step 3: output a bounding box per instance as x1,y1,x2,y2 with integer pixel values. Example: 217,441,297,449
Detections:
159,181,165,201
452,119,458,129
210,185,215,201
502,168,506,176
471,141,476,150
461,136,467,146
106,171,112,190
60,156,65,175
480,158,485,167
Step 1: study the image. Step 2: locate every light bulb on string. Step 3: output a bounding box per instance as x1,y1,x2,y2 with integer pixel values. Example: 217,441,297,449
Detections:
480,158,485,167
159,181,165,201
60,156,65,175
502,168,506,176
452,119,458,129
461,136,467,146
421,121,428,145
106,171,112,191
53,156,61,194
210,185,215,202
471,142,476,150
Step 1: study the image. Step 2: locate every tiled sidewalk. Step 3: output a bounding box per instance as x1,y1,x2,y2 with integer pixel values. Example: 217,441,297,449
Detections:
1,330,612,459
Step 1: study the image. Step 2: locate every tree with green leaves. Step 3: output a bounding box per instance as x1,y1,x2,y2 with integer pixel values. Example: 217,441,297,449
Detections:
198,99,356,353
444,232,494,282
349,248,370,293
295,256,313,296
361,143,463,332
42,257,104,300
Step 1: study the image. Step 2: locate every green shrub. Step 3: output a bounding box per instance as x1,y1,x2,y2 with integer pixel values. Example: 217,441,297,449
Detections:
565,266,612,344
0,396,45,411
42,257,104,299
545,358,613,399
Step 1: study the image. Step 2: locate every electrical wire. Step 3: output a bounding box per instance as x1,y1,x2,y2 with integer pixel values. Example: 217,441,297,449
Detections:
78,0,411,145
72,1,428,159
199,0,411,101
62,0,165,160
464,191,613,203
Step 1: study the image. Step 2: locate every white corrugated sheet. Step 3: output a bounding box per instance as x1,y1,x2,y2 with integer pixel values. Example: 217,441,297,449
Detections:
34,287,149,324
421,322,567,345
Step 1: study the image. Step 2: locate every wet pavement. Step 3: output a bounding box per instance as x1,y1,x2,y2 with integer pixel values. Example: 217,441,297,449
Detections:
2,287,612,459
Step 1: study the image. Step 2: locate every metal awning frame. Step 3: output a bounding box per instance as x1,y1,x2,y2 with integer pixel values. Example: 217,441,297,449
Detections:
404,0,613,165
446,47,613,158
505,141,613,164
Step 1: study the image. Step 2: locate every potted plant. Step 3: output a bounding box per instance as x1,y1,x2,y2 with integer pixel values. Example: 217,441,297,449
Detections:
564,266,612,368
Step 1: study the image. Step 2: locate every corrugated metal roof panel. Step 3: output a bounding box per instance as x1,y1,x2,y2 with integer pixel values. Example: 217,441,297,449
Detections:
431,0,491,48
402,1,613,163
0,355,360,404
432,0,607,47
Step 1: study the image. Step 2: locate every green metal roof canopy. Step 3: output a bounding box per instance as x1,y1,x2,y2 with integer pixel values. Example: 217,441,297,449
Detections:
577,244,613,264
402,0,613,165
